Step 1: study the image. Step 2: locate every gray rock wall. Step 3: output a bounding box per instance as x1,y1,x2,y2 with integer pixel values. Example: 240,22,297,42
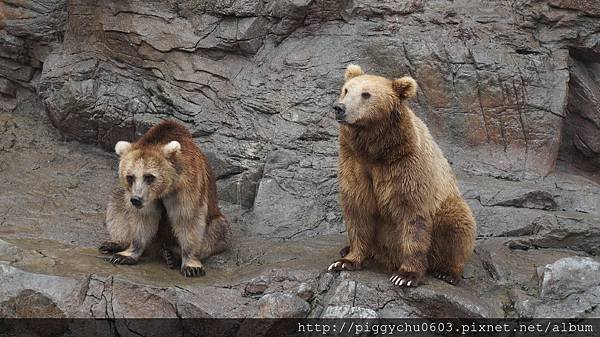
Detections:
1,1,600,239
4,0,599,239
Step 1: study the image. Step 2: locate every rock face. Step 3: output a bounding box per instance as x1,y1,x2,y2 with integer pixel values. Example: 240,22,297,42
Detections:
1,0,600,319
2,0,600,238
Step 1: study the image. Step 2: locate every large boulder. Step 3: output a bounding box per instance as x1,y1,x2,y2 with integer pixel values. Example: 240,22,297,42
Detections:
512,257,600,318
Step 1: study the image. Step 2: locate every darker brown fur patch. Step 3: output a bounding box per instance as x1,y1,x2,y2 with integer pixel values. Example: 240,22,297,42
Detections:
134,120,194,147
412,217,427,233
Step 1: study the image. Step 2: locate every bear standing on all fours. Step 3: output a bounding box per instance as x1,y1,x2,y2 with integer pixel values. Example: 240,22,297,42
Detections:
328,65,476,287
98,120,231,277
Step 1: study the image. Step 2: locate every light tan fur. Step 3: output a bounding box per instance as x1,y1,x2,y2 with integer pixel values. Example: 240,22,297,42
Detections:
329,65,476,287
103,187,164,260
100,120,231,277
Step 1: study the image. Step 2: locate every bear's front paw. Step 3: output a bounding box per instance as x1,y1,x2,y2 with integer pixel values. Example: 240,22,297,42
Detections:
98,241,125,255
110,254,138,265
390,273,422,287
433,271,461,285
328,258,361,272
181,265,206,277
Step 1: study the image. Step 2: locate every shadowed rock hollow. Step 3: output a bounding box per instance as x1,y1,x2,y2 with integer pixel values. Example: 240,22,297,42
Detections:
0,0,599,319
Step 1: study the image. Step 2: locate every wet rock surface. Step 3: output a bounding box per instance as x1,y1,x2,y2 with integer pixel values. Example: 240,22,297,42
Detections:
1,0,600,318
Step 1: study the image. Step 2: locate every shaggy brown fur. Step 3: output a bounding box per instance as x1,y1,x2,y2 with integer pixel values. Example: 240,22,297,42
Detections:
328,65,476,287
99,120,231,277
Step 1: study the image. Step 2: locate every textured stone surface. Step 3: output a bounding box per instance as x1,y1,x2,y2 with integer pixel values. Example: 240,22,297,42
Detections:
510,257,600,318
1,0,600,319
0,262,84,317
513,257,600,318
257,293,310,318
538,257,600,299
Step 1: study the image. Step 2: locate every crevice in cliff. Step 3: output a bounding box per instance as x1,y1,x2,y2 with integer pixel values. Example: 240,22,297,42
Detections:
556,47,600,182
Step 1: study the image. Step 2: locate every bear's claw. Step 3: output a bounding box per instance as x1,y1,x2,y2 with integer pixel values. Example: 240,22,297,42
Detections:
390,274,420,287
328,261,343,271
110,254,138,265
433,272,460,285
328,258,359,272
181,265,205,277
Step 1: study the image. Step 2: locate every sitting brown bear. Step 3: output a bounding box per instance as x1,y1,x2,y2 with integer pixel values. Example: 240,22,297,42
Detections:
328,65,476,287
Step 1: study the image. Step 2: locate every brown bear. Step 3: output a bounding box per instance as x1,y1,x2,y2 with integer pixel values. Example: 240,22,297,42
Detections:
328,65,476,287
98,120,231,277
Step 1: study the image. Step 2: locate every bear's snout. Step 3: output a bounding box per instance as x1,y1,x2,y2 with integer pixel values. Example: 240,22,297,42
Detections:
333,103,347,123
130,196,143,209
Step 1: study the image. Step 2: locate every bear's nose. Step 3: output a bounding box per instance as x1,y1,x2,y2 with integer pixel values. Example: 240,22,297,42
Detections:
130,196,143,208
333,103,346,121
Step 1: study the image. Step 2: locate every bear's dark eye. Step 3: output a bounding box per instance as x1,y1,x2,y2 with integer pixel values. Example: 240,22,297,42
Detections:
126,175,134,186
361,92,371,99
144,174,156,184
344,88,348,96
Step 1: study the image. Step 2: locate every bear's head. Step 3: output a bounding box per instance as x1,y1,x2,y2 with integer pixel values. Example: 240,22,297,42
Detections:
333,64,417,126
113,140,180,209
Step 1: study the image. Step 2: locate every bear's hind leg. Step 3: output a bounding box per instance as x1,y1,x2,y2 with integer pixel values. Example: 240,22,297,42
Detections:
198,215,231,260
161,245,181,269
156,214,181,269
429,195,476,285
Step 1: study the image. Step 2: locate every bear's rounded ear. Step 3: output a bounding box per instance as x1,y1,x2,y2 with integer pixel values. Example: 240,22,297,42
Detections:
115,141,132,156
392,77,417,99
162,141,181,156
344,64,364,81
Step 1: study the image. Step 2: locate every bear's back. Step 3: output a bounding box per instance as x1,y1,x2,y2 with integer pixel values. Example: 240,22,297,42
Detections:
412,115,460,201
136,120,193,147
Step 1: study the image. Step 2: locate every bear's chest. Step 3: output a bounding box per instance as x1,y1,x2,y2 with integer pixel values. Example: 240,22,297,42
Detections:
373,173,412,208
367,161,415,192
347,162,408,206
339,155,419,209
